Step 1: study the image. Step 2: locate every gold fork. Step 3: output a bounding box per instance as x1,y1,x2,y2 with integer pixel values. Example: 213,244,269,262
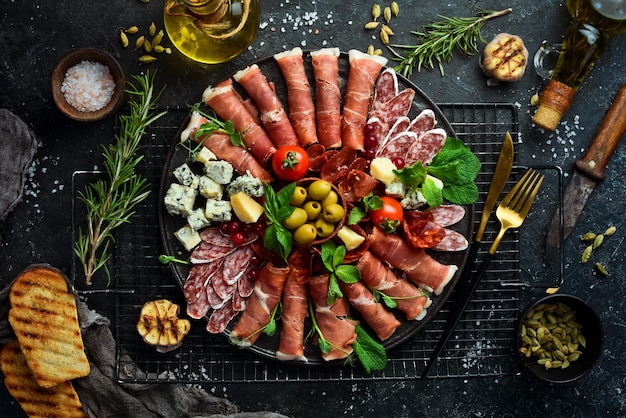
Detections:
422,168,544,379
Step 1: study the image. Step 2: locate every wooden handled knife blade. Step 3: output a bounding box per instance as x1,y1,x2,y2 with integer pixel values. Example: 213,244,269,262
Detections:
546,83,626,256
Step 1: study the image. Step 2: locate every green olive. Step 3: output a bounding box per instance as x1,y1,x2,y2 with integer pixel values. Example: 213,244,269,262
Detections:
283,207,308,229
315,218,335,238
308,180,331,201
290,186,307,206
303,201,321,221
320,190,339,207
322,203,344,223
293,223,317,245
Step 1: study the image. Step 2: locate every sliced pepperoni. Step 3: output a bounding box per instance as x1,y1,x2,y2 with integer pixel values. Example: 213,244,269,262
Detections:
405,128,447,166
425,204,466,227
206,299,238,334
433,229,469,252
403,211,446,249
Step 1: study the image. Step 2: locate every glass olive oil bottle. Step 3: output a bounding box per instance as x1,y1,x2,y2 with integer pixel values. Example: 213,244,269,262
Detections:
164,0,260,64
533,0,626,131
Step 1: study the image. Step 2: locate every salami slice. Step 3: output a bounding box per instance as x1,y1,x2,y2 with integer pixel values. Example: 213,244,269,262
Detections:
407,109,437,137
371,67,399,111
237,266,257,298
190,240,236,264
433,229,469,252
405,128,447,166
184,262,223,319
207,268,229,309
232,289,247,312
223,246,254,285
212,265,238,301
206,299,238,334
200,227,233,247
377,131,418,161
425,204,465,227
376,116,410,154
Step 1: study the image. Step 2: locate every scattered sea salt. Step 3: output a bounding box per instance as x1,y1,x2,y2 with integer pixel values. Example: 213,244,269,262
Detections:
61,60,115,112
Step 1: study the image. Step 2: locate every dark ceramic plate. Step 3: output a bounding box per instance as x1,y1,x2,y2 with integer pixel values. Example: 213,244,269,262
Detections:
159,51,474,366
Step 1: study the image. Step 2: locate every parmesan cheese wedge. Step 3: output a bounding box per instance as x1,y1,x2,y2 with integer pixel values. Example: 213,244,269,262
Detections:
230,192,264,224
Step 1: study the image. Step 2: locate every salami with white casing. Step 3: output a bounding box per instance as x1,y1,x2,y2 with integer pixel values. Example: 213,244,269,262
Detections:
404,128,447,166
425,204,466,227
433,229,469,252
377,131,419,161
207,299,238,334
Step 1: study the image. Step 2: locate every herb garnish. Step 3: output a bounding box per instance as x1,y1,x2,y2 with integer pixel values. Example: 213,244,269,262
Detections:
353,324,387,373
320,241,361,305
158,254,191,265
388,8,512,76
191,105,245,149
231,303,282,347
262,182,296,261
74,72,166,284
348,193,383,225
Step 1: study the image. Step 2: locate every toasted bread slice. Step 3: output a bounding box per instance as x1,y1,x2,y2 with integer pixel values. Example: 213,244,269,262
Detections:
1,340,87,418
8,266,90,388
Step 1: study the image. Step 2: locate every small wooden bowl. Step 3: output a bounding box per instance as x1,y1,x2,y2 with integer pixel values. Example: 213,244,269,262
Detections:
51,48,126,122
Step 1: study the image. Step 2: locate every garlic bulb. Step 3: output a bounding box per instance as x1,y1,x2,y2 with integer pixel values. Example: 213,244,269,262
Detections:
137,299,191,352
480,33,528,85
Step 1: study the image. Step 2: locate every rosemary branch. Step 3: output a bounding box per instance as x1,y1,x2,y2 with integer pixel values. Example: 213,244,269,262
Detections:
74,71,166,284
389,8,512,77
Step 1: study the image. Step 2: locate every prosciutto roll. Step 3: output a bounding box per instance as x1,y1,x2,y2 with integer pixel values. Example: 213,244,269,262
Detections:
368,227,458,295
340,280,401,340
311,48,342,149
233,64,299,149
181,112,273,183
308,274,358,361
341,50,387,151
357,251,430,321
202,79,276,164
274,47,318,147
229,262,290,347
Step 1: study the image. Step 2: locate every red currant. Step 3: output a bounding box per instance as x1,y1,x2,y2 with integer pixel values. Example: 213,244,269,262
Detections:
364,134,378,150
391,157,405,169
219,222,230,234
231,232,245,246
227,220,242,233
364,148,376,161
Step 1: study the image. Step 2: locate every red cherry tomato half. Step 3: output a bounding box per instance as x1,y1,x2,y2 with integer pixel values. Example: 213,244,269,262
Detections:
271,146,310,181
370,196,404,233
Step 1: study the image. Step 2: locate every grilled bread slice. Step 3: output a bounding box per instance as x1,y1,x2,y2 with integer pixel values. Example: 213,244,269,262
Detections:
8,265,90,388
1,339,87,418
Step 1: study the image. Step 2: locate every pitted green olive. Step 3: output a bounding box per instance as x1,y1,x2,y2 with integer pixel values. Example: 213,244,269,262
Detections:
320,190,338,207
307,180,331,201
315,218,334,238
303,201,321,221
293,223,317,245
322,203,344,223
283,207,308,229
290,186,308,206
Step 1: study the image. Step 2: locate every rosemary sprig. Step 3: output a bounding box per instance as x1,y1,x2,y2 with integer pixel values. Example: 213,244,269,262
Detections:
74,71,166,284
389,8,512,77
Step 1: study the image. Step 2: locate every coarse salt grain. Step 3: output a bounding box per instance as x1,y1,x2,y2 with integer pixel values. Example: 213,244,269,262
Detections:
61,60,115,112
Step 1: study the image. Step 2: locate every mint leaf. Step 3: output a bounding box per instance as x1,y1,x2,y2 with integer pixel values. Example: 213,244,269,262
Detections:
422,177,443,207
348,207,367,225
354,325,387,373
332,245,347,269
320,241,336,272
442,182,479,205
335,265,360,284
327,273,343,305
362,194,383,211
394,161,427,191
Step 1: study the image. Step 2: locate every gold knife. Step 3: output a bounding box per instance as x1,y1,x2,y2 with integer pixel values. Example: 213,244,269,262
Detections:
422,132,514,379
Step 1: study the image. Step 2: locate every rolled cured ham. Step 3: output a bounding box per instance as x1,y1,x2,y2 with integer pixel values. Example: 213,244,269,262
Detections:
276,250,310,361
341,50,387,151
308,274,358,361
368,227,458,295
233,64,300,149
311,48,342,149
274,47,318,147
202,79,276,164
181,111,272,183
229,262,290,347
339,280,400,340
357,251,430,320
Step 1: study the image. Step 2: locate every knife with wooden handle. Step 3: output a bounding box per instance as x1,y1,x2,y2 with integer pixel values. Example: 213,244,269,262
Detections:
546,83,626,257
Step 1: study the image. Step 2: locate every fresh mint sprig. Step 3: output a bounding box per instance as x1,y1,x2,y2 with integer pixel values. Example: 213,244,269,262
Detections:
262,183,296,261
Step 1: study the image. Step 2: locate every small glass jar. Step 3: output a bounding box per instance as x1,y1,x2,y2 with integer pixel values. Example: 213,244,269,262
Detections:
164,0,260,64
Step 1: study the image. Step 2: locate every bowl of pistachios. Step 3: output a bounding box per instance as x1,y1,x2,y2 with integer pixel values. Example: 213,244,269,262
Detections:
516,294,603,383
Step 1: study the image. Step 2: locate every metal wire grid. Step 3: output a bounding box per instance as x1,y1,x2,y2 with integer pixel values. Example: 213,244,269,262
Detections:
73,103,525,382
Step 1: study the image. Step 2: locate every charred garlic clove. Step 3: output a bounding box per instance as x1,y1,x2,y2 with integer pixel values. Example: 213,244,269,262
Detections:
137,299,191,352
480,33,528,85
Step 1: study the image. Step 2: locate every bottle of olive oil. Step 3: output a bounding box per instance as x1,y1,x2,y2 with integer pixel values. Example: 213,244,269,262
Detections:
533,0,626,130
164,0,260,64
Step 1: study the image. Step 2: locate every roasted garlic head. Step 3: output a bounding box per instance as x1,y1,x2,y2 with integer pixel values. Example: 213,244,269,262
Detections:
137,299,191,353
480,33,528,85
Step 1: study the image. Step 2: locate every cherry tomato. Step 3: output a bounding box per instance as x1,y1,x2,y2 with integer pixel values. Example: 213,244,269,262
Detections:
370,196,404,233
271,146,310,181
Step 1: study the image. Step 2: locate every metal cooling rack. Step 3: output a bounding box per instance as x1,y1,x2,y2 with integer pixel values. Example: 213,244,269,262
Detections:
71,103,562,382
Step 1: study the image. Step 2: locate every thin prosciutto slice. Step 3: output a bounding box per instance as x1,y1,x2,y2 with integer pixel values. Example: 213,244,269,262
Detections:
368,227,458,295
202,79,276,163
340,280,400,340
233,64,299,149
311,48,342,149
341,50,388,151
229,262,290,347
357,251,431,321
274,47,318,147
308,274,358,361
181,111,272,183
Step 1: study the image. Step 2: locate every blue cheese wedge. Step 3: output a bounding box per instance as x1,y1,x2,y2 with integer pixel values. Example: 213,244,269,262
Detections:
198,175,223,200
187,208,211,231
195,147,217,164
227,172,264,198
400,188,427,210
385,180,406,198
174,224,202,251
205,199,232,222
173,163,199,189
204,160,234,184
164,183,197,217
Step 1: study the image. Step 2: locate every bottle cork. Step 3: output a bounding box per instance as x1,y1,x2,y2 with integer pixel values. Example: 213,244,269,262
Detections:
532,80,575,131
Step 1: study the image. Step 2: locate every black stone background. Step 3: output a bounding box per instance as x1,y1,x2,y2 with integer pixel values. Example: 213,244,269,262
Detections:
1,1,625,417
